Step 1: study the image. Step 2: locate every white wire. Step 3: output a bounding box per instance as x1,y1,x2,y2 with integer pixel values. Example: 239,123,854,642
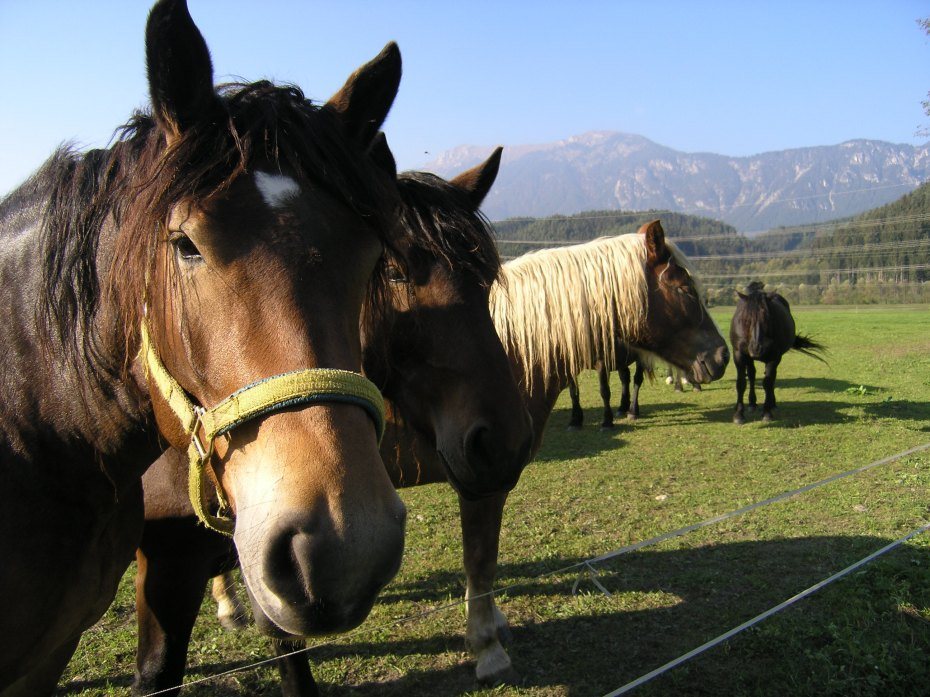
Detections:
603,521,930,696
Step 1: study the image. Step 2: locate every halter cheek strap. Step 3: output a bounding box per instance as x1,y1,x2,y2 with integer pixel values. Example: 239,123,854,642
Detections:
139,323,385,536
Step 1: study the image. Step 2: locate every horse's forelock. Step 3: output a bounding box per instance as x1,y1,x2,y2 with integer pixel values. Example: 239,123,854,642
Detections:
102,81,399,377
395,171,502,287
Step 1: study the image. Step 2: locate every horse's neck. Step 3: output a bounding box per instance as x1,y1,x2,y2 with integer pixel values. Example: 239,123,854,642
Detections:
510,357,569,460
0,215,157,493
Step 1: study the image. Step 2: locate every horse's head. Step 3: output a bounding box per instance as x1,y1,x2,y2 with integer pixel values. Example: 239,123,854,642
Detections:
121,0,406,636
363,147,533,498
734,288,776,357
634,220,729,383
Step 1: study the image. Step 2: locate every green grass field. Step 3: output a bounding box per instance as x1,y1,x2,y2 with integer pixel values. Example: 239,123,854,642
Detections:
61,305,930,696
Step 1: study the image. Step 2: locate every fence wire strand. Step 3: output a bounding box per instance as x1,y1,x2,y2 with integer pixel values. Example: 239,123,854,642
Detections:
603,521,930,696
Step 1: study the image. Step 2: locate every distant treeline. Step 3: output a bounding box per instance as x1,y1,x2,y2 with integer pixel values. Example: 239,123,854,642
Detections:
493,182,930,306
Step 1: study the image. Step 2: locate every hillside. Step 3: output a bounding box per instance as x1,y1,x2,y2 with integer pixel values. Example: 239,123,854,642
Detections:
424,131,930,233
492,182,930,305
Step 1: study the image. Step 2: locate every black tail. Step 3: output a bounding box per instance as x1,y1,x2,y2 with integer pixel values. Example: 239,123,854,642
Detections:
792,334,827,363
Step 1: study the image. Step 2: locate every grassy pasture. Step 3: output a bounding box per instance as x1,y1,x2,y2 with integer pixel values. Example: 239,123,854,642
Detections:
61,305,930,696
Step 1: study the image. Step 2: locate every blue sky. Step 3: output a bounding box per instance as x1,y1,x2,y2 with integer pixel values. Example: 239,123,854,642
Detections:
1,1,928,198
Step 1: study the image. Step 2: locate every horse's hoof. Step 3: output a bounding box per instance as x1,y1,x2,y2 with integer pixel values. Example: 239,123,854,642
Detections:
477,664,521,687
218,613,249,631
762,413,773,423
626,413,638,421
733,415,745,425
748,404,757,412
599,423,616,431
566,424,582,431
475,646,519,686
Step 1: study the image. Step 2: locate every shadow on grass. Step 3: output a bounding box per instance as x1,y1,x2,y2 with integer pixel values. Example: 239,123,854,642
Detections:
62,536,930,696
862,398,930,424
320,535,930,696
774,376,883,393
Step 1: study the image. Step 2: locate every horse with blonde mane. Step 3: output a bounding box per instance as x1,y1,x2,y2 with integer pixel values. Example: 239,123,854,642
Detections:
364,220,730,683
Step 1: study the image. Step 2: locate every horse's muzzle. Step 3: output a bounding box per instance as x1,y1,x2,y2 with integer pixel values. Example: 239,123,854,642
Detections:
236,503,405,637
691,344,730,383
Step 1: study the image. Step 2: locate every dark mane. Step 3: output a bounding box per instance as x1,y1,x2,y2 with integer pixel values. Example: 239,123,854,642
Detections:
30,80,396,376
394,170,501,286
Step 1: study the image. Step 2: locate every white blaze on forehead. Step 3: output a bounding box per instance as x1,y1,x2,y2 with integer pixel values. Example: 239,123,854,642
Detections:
254,171,301,208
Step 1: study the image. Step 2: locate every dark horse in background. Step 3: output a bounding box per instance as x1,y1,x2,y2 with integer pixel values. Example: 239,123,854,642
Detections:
0,1,408,693
730,282,826,424
131,148,534,696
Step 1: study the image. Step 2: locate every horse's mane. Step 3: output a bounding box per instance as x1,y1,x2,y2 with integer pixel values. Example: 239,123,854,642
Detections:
26,80,395,378
490,233,691,390
734,289,771,330
393,170,500,286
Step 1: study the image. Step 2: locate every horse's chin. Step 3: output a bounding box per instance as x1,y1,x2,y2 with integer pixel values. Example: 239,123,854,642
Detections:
436,450,509,501
240,572,376,638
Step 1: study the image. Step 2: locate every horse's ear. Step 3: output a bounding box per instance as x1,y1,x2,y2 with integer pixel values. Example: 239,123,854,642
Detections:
326,42,402,148
736,291,748,301
367,132,398,180
450,147,503,208
145,0,219,141
638,220,670,264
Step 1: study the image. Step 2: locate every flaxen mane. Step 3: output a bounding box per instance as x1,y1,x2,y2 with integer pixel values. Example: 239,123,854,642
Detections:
490,233,692,390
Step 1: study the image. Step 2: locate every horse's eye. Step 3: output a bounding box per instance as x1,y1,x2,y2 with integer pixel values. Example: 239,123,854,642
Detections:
169,232,202,261
386,265,407,284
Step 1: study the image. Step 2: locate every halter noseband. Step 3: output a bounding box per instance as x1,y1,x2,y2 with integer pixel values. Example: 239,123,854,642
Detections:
140,322,385,536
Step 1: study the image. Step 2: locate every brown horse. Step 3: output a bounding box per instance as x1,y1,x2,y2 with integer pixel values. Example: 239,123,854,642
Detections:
130,149,534,696
372,221,730,684
0,1,407,693
730,282,826,424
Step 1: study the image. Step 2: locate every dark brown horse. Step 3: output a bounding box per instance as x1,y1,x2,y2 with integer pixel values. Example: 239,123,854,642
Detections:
130,149,534,696
315,221,726,685
730,282,826,424
566,347,653,429
0,2,407,693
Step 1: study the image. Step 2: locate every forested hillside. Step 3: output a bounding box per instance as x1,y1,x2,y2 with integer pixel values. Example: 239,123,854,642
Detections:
492,182,930,305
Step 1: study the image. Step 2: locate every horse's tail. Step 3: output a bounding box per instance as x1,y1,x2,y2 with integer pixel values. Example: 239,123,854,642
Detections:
792,334,828,363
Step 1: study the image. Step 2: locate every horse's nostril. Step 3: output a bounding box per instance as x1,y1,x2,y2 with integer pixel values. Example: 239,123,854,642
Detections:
464,423,493,474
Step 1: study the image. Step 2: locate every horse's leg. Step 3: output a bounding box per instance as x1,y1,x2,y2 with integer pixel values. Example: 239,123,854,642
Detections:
598,363,615,429
733,352,747,424
629,360,645,419
617,363,632,418
211,572,249,630
2,636,80,697
459,492,517,684
761,357,781,422
566,376,583,430
272,638,319,697
133,548,211,697
746,360,758,411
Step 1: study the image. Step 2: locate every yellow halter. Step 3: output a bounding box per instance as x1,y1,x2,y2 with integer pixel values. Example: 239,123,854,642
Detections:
139,323,385,536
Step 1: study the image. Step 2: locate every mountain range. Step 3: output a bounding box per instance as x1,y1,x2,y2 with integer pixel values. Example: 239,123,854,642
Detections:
421,131,930,233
